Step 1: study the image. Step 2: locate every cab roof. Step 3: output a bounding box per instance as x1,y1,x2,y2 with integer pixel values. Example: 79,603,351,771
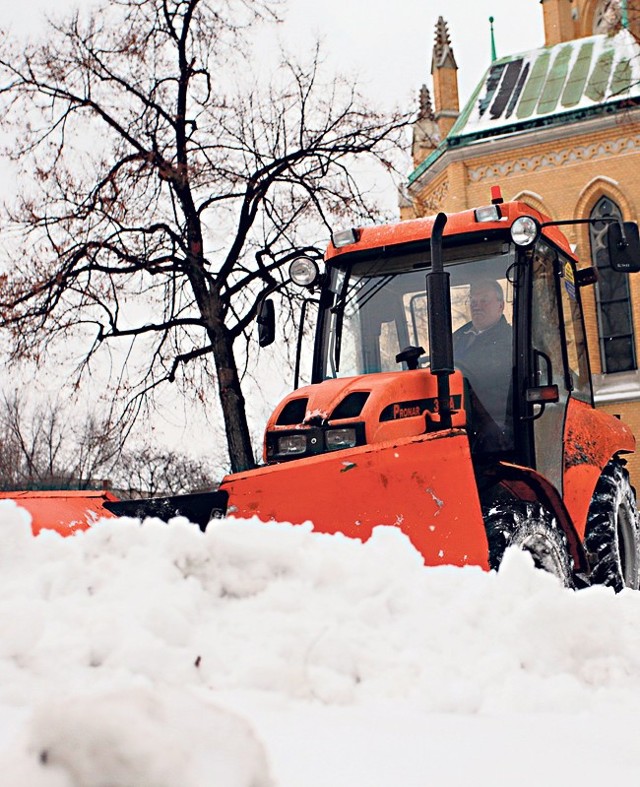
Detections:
325,200,575,262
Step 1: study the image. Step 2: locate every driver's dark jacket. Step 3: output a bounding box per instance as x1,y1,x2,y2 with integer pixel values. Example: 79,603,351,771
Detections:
452,315,513,452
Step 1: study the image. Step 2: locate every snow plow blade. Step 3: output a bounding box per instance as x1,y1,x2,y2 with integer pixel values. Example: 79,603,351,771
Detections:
103,490,229,531
0,490,120,536
107,430,492,569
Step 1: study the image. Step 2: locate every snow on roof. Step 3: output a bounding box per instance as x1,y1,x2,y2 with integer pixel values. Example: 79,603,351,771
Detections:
450,28,640,141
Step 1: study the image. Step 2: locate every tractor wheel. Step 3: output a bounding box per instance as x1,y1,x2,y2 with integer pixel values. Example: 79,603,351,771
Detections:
484,502,575,587
584,460,640,592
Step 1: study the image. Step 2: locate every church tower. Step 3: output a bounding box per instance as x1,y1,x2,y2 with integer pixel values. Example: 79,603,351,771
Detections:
541,0,575,45
431,17,460,139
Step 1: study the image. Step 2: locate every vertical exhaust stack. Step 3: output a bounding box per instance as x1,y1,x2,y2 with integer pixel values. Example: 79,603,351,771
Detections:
426,212,454,429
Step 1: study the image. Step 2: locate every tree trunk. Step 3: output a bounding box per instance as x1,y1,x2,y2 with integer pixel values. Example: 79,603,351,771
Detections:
181,217,256,474
211,326,255,473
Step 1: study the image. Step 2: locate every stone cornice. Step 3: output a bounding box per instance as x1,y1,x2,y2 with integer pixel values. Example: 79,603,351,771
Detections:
408,106,640,195
468,132,640,183
416,177,450,214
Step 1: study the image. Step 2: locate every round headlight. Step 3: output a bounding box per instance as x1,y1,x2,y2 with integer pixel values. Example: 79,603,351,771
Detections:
511,216,540,247
289,257,319,287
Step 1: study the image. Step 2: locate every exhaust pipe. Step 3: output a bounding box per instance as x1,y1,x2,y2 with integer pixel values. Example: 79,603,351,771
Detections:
426,212,454,429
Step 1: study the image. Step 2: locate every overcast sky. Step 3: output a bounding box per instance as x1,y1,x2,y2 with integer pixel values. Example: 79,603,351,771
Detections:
5,1,544,111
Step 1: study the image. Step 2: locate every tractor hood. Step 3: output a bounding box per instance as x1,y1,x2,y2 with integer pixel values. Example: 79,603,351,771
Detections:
263,369,466,463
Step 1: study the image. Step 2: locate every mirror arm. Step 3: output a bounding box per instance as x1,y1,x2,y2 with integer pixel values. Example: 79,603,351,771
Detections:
540,217,619,230
294,298,319,389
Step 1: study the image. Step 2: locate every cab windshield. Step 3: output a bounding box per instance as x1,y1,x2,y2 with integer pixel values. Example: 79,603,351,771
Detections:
320,240,515,378
318,238,517,454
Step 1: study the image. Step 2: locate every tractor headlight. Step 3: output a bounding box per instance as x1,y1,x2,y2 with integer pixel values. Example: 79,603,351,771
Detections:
331,228,359,248
474,205,502,223
325,428,357,451
511,216,540,247
277,434,307,455
267,423,364,463
289,257,319,287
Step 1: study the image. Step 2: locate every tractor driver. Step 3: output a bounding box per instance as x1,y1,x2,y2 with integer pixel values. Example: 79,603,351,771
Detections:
453,280,513,453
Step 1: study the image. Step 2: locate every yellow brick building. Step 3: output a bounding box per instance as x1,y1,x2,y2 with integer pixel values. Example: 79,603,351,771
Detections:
404,0,640,482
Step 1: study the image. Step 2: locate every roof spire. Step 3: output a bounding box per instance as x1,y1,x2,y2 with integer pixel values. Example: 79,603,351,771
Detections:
430,16,459,138
489,16,497,62
432,17,458,70
410,84,439,170
418,84,434,120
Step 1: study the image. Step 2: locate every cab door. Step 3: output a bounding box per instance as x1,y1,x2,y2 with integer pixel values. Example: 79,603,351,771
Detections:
529,243,571,492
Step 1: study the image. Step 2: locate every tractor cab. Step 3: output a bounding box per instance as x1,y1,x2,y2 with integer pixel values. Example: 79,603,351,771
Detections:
314,231,517,461
274,196,639,503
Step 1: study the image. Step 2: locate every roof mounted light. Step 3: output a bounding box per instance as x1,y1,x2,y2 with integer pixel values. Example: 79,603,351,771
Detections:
331,228,359,248
289,256,319,287
511,216,540,247
474,205,502,223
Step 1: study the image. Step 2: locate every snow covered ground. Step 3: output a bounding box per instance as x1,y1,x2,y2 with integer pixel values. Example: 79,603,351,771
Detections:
1,498,640,786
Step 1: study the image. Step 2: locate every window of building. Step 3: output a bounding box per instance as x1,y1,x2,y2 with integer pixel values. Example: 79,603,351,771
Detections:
593,0,622,34
589,196,637,373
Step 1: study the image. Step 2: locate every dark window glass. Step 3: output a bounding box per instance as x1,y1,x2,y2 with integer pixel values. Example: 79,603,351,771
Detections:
603,337,635,373
559,254,592,403
600,302,632,336
589,197,637,373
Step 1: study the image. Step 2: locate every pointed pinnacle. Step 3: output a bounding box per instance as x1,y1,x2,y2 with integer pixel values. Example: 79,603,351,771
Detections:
418,84,434,120
434,16,451,58
432,16,457,70
489,16,497,62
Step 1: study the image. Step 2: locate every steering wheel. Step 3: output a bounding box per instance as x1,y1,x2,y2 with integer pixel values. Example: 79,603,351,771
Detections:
395,345,427,370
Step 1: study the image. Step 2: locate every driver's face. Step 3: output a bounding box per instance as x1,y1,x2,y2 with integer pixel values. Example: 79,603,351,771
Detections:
469,285,503,332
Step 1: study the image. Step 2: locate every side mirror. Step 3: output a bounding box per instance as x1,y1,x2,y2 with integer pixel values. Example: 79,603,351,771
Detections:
607,222,640,272
257,298,275,347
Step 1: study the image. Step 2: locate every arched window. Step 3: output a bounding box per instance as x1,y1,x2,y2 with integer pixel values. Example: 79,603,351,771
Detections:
589,196,637,373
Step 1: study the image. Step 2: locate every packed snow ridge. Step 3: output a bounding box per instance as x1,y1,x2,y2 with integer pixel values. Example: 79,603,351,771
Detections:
1,499,640,786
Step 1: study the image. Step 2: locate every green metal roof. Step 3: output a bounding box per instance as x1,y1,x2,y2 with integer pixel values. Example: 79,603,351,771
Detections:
409,29,640,185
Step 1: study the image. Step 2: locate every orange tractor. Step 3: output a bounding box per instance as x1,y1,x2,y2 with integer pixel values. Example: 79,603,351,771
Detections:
19,191,640,589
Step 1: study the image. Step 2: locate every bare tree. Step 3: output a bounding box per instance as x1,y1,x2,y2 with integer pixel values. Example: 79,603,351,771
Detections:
596,1,640,40
0,0,409,472
0,391,216,494
112,445,217,497
0,392,117,490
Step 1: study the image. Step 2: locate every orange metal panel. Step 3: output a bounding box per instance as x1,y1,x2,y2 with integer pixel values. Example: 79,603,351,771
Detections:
563,398,636,539
223,429,489,569
266,371,466,431
0,490,119,536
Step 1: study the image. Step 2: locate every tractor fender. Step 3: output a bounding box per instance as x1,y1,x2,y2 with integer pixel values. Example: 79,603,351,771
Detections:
563,398,636,540
491,461,589,574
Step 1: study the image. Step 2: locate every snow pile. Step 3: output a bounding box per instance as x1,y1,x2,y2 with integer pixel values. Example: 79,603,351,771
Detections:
1,499,640,785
